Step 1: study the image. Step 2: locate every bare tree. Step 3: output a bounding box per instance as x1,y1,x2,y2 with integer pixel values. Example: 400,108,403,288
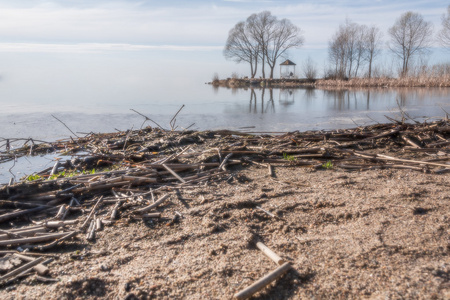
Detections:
438,5,450,49
388,11,433,77
302,56,318,80
265,18,304,79
224,21,260,78
364,25,383,78
247,11,277,79
353,24,368,77
328,26,348,79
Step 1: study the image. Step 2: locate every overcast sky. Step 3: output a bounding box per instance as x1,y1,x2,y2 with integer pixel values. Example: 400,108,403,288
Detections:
0,0,447,78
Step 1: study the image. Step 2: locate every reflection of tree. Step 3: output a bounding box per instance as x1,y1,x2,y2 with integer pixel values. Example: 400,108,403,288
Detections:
323,89,346,110
397,89,407,107
267,88,275,113
249,88,257,113
365,90,370,110
303,87,316,102
249,88,275,113
322,89,367,110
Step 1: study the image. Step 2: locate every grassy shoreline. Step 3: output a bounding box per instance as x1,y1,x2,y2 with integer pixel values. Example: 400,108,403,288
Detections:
210,75,450,88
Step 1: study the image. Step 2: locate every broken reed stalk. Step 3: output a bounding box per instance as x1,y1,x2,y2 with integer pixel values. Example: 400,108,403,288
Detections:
32,231,78,251
51,115,79,138
141,213,161,218
110,201,121,220
219,153,233,171
133,194,170,214
162,164,186,183
87,220,96,241
256,242,285,265
0,227,47,241
0,257,45,282
256,206,276,218
13,254,49,275
0,232,71,247
267,164,274,177
96,218,102,231
0,228,27,240
130,108,166,130
170,104,185,131
80,196,104,231
234,262,292,300
0,206,50,223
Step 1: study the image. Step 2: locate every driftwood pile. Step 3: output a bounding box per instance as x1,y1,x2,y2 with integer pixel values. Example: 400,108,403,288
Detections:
0,118,449,288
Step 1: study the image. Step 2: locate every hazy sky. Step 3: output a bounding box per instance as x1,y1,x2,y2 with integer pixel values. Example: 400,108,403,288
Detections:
0,0,448,79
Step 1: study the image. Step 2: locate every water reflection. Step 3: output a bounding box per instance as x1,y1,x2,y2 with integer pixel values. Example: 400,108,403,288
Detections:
248,88,275,113
229,86,450,114
279,89,295,105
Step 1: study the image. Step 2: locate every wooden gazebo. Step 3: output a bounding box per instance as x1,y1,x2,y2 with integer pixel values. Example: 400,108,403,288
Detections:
280,59,296,78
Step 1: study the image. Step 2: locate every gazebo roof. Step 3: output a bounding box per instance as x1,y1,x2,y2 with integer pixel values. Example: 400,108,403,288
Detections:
280,59,296,66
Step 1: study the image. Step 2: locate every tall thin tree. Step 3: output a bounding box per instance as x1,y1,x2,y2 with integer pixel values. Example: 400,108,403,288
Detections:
364,25,383,78
388,11,433,76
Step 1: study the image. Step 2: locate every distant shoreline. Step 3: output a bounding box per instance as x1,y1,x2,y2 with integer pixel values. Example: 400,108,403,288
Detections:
208,76,450,88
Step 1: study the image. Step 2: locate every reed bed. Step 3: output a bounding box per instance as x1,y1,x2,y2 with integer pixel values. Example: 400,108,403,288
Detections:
316,75,450,88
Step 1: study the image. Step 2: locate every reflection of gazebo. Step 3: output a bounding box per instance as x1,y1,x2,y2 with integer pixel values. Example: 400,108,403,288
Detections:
280,59,296,78
279,88,295,105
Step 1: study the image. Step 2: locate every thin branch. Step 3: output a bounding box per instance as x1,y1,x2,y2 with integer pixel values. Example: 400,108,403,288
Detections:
51,115,79,138
130,109,166,131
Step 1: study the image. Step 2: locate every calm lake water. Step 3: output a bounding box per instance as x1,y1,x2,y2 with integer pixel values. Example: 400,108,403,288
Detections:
1,85,450,141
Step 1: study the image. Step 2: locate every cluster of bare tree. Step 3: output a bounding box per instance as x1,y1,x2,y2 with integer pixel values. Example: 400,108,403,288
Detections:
223,11,304,79
328,20,382,79
438,5,450,49
224,7,450,80
328,7,450,79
